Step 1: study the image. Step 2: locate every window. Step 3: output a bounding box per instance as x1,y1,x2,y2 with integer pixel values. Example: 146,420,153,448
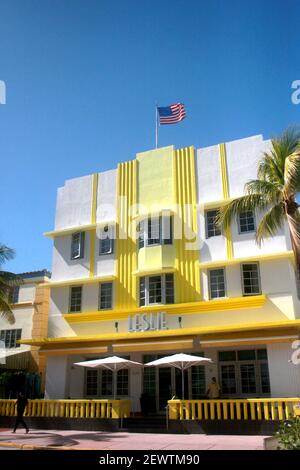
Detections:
209,268,226,299
9,286,20,304
99,226,114,255
101,370,113,395
0,329,22,348
99,282,113,310
206,210,221,238
86,370,98,396
138,215,173,249
69,286,82,312
241,263,261,296
191,365,206,399
139,274,175,306
71,232,85,259
238,211,255,233
117,369,129,396
219,348,270,396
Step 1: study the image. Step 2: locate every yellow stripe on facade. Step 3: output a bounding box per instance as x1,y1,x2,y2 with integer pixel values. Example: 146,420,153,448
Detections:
174,146,200,302
219,143,233,260
89,173,98,278
115,160,137,310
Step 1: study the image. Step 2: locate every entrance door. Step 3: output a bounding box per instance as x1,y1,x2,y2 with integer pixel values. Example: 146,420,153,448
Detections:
158,367,172,410
220,364,237,396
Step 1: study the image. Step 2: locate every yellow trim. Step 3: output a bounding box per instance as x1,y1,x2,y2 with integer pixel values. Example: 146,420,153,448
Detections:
131,209,176,221
219,143,233,260
199,251,294,269
198,199,234,210
113,340,193,353
115,160,137,310
89,231,96,278
19,317,300,347
44,224,96,239
132,267,176,277
41,275,115,288
174,146,200,303
62,295,266,323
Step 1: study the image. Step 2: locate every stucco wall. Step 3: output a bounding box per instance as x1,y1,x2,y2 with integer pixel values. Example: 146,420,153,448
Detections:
267,343,300,397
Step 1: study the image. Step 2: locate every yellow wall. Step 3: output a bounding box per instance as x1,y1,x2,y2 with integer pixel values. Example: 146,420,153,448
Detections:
136,146,174,211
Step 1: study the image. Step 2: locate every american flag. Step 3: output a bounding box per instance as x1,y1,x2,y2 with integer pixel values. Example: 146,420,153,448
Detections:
157,103,186,125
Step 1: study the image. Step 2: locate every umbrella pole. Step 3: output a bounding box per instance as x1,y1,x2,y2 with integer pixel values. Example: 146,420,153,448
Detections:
182,369,184,400
113,367,117,400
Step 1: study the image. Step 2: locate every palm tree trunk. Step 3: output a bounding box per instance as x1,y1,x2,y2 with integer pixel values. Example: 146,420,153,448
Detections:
286,212,300,267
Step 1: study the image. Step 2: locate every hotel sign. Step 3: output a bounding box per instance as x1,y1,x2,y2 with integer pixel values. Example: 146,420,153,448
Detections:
128,312,168,333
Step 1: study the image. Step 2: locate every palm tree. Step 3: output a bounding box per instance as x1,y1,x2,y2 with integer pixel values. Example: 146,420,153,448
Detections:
0,244,21,324
217,128,300,270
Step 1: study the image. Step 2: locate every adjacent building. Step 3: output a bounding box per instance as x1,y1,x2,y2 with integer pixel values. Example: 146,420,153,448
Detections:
23,134,300,412
0,270,51,395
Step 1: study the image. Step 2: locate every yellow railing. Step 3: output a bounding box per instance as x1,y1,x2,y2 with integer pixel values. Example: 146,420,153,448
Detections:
168,398,300,421
0,399,131,419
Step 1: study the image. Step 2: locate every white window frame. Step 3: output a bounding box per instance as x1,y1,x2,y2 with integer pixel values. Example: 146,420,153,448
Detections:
208,267,227,300
99,226,114,255
139,273,175,306
241,262,261,296
71,232,85,260
205,209,221,238
98,282,113,310
138,215,173,249
238,210,256,234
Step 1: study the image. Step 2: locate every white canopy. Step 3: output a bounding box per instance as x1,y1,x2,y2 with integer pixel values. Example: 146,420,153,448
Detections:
145,353,213,399
74,356,143,399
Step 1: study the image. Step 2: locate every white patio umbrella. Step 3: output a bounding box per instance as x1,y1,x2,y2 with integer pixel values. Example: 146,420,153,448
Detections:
74,356,143,400
145,353,213,400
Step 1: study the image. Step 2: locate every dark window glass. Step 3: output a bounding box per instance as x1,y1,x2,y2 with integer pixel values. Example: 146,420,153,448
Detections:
221,365,236,394
71,232,85,259
206,210,221,238
86,370,98,396
139,277,146,307
242,263,261,295
69,286,82,312
117,369,129,396
149,276,162,304
240,364,257,394
209,268,226,299
101,369,113,396
138,220,145,249
218,351,236,362
99,283,113,310
260,363,270,393
0,329,22,348
99,226,114,255
191,365,206,398
239,211,255,233
148,218,160,245
257,349,268,360
9,286,20,304
165,274,175,304
237,350,256,361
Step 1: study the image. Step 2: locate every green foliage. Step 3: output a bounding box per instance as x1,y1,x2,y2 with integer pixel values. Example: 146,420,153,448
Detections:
0,244,22,324
277,418,300,450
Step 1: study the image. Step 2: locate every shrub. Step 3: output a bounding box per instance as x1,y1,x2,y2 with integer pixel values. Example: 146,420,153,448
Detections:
277,418,300,450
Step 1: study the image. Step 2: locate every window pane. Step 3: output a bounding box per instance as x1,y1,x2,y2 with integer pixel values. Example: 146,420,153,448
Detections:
148,217,161,245
71,232,85,259
101,370,113,395
219,351,236,362
9,286,20,304
149,276,162,304
242,263,261,295
260,363,270,393
99,283,113,309
165,274,174,304
69,286,82,312
206,210,221,238
240,364,256,394
209,268,226,299
0,329,22,348
257,349,268,360
86,370,98,396
138,220,145,249
237,350,256,361
139,277,146,307
162,215,173,245
221,365,236,394
117,369,129,396
239,211,255,233
99,227,114,255
191,365,206,398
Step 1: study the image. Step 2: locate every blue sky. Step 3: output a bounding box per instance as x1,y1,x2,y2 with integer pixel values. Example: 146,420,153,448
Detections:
1,0,299,273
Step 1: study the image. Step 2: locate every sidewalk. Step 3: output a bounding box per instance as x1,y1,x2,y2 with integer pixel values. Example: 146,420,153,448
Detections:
0,428,266,450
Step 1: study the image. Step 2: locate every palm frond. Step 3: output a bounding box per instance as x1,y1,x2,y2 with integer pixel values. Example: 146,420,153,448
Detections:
217,194,270,230
0,297,15,324
283,150,300,196
255,204,285,245
245,179,282,203
0,245,15,266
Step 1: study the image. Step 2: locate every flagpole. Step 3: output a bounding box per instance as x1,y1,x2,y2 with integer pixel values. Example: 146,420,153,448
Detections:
155,102,158,149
